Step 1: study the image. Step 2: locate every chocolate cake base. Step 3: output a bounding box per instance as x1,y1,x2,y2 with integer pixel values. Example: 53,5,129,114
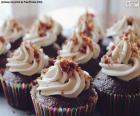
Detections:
80,58,100,78
1,70,39,110
43,34,66,58
79,39,106,78
0,53,8,68
31,84,98,116
98,40,106,58
93,71,140,116
0,53,8,94
10,37,23,51
56,34,66,47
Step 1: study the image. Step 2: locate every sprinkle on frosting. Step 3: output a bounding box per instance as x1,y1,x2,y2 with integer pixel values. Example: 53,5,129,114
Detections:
58,31,100,64
0,18,24,43
37,58,92,98
100,28,140,81
6,41,49,76
23,16,62,47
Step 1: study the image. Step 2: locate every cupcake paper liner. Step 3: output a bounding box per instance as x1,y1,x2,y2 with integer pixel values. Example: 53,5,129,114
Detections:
31,86,98,116
31,95,96,116
1,77,36,110
0,69,5,93
97,90,140,116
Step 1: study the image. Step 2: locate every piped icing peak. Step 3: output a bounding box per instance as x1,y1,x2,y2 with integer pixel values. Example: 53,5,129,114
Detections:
6,41,49,76
100,28,140,81
0,36,11,55
107,16,140,37
58,31,100,64
23,16,62,47
0,17,24,42
37,58,92,98
76,11,104,43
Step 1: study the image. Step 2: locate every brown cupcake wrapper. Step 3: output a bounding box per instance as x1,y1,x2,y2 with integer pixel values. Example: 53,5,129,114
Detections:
1,77,35,110
31,95,96,116
98,91,140,116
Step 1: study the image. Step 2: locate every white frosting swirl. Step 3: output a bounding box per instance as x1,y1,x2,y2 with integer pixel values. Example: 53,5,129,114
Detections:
0,36,11,55
76,12,104,43
6,42,49,76
37,59,91,98
100,29,140,81
23,16,62,47
0,18,25,43
107,16,140,37
59,32,100,64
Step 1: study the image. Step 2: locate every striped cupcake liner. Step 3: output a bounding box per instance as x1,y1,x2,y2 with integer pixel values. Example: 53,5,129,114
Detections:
97,91,140,116
1,77,36,110
31,89,98,116
0,69,5,93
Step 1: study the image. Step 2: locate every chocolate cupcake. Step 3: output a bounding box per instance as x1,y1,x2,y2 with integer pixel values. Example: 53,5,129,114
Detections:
58,31,100,78
94,28,140,116
0,17,25,50
0,36,11,93
103,16,140,49
76,11,105,56
1,41,51,110
23,16,66,58
31,58,98,116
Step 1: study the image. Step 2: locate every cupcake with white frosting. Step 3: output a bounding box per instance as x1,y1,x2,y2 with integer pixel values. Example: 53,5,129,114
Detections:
76,11,105,56
94,28,140,116
23,16,66,58
0,36,11,93
58,31,100,77
76,11,104,43
31,58,98,116
1,41,52,110
103,16,140,48
0,17,25,50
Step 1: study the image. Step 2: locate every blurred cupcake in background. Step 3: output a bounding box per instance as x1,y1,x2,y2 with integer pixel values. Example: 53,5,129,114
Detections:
76,11,105,55
0,36,11,93
31,58,98,116
103,16,140,49
1,41,51,110
23,16,66,58
0,17,25,50
58,31,100,78
94,28,140,116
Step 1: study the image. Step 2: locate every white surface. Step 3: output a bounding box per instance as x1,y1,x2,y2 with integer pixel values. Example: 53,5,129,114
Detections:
0,94,35,116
